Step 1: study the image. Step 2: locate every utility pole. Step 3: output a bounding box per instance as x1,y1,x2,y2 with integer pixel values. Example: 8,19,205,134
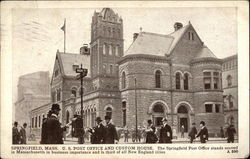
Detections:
135,78,138,142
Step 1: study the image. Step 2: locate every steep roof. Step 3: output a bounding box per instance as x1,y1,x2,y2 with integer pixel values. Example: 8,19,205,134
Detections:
57,52,90,77
125,32,173,56
125,24,191,56
194,45,217,59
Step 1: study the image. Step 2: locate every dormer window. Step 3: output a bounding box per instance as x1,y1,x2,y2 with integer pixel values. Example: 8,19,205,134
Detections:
188,32,194,40
55,69,59,77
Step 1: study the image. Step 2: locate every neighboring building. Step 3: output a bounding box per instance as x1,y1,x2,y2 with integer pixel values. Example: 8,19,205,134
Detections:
14,71,50,131
31,8,227,137
222,54,238,133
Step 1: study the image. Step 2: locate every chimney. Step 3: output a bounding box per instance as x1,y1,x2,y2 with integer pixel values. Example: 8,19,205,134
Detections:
80,44,90,55
133,33,139,42
174,22,183,31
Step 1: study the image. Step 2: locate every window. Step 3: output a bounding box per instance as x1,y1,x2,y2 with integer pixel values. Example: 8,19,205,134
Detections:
122,102,126,127
115,46,119,56
103,27,106,37
215,104,220,113
66,111,70,124
227,75,232,87
110,65,113,75
155,70,161,88
71,89,77,97
35,116,37,128
57,88,61,101
106,107,112,118
117,29,120,38
103,44,106,54
109,45,112,55
228,95,234,108
122,72,126,89
55,69,59,77
203,72,211,89
153,104,164,113
213,72,219,89
176,72,181,89
184,73,189,90
177,105,188,113
205,104,213,113
32,117,34,128
38,116,41,128
192,33,194,40
188,32,194,40
112,28,115,38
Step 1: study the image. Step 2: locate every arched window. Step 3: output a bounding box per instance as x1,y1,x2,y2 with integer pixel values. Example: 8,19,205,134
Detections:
176,72,181,89
122,102,126,127
71,89,77,97
152,104,164,126
106,107,112,118
155,70,161,88
184,73,189,90
122,72,126,89
66,110,70,124
115,45,119,56
177,105,188,113
117,29,120,38
153,104,164,113
227,75,232,87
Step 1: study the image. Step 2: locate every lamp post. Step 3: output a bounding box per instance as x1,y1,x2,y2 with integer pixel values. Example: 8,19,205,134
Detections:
75,64,87,144
134,78,138,142
76,64,88,118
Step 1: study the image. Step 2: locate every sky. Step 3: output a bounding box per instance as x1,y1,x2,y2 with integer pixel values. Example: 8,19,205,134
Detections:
11,7,237,102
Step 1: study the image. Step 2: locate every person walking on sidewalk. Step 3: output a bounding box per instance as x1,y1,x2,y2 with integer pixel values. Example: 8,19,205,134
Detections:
226,124,236,143
159,118,172,143
12,121,20,144
103,115,119,144
196,121,208,143
46,104,67,144
180,125,185,138
145,119,158,143
20,123,27,144
88,117,105,144
188,123,197,143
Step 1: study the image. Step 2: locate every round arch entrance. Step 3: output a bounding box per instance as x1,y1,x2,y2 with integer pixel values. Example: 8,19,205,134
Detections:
177,105,189,132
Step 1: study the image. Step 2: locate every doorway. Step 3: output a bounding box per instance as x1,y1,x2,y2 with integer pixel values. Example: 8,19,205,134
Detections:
180,118,188,132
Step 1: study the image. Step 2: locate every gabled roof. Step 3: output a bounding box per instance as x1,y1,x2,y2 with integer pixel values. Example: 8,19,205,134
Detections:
125,23,191,56
56,52,90,77
194,45,217,59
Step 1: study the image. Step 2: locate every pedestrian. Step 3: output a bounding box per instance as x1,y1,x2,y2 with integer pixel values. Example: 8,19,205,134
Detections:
196,121,209,143
159,118,172,143
40,110,52,144
145,119,158,143
124,126,129,142
103,115,119,144
20,123,27,144
180,125,185,138
188,122,197,143
137,126,142,142
88,117,105,144
220,126,225,138
46,104,65,144
12,121,20,144
227,124,236,143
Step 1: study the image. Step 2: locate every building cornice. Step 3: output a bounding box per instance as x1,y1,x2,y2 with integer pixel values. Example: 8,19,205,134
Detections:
117,54,171,65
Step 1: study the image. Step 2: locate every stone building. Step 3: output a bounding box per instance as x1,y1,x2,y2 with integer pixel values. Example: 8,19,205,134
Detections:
14,71,50,131
222,54,238,132
30,8,227,137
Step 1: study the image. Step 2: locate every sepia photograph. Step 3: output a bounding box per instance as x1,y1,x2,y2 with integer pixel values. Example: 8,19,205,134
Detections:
1,1,249,159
